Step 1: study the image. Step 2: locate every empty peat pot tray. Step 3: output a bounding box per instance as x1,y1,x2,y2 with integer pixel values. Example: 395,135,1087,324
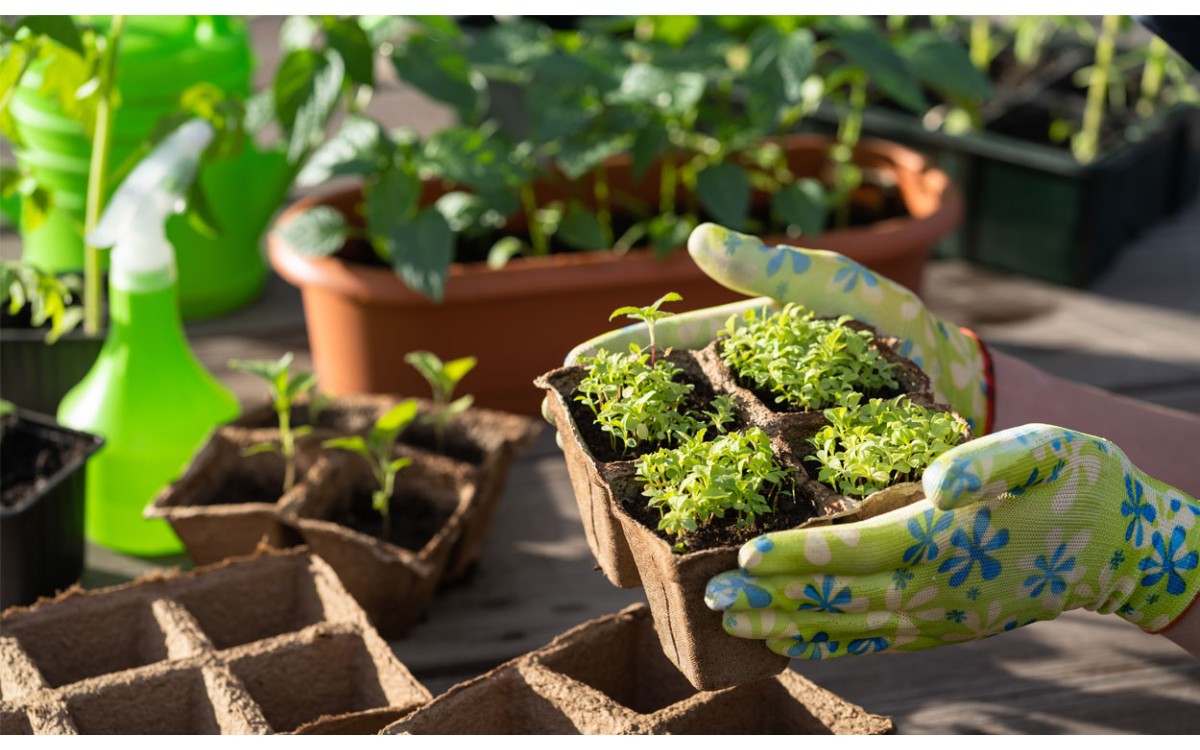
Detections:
384,603,893,735
0,548,430,735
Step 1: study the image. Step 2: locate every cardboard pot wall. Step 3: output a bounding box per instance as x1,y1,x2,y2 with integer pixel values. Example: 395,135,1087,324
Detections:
268,135,960,417
0,549,431,734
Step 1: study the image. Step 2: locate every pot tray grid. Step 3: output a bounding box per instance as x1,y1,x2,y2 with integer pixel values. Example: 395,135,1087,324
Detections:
0,549,430,734
384,603,892,735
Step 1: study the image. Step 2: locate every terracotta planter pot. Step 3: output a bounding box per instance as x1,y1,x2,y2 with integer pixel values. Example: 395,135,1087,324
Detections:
0,549,430,735
536,309,964,690
268,135,961,416
384,603,893,735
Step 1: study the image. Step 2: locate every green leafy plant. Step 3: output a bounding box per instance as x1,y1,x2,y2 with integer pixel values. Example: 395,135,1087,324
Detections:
403,350,476,453
720,303,898,411
227,353,320,493
0,261,82,343
807,394,965,498
636,427,786,544
608,291,681,364
2,15,370,335
323,399,419,540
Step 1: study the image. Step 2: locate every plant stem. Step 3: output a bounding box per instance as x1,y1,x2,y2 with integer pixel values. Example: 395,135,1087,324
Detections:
969,16,990,72
1137,35,1168,118
280,406,296,493
83,14,124,336
594,162,613,248
520,183,547,255
1076,14,1119,164
833,75,867,229
659,150,677,216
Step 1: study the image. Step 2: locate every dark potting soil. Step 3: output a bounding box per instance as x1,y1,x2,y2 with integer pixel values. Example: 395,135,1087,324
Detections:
621,475,819,554
200,470,287,507
0,425,88,508
333,484,453,553
987,94,1129,153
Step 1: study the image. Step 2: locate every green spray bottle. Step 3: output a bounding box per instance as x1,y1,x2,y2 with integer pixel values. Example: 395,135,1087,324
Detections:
57,119,241,557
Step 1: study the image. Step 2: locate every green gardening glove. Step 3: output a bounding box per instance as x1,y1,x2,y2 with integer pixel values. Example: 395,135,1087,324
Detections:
563,223,992,433
705,423,1200,659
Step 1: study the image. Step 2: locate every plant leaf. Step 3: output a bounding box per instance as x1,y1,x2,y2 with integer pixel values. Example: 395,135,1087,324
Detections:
373,399,420,444
442,356,477,386
19,16,83,55
696,162,750,231
777,29,816,103
286,371,318,399
277,206,348,257
274,48,346,163
391,32,481,124
366,166,421,246
388,456,414,474
615,63,706,118
296,114,384,188
422,126,526,194
20,185,52,232
631,121,668,181
323,435,372,459
897,32,992,101
487,236,525,269
771,179,828,237
388,208,454,302
556,132,632,182
556,205,607,251
324,16,375,88
832,26,927,114
241,441,282,457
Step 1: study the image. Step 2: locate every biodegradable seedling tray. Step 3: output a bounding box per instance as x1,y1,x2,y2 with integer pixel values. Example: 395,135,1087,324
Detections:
151,395,541,581
0,548,430,734
384,603,893,735
537,319,966,691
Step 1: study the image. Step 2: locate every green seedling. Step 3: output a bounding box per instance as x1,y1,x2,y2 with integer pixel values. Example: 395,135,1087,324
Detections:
807,394,965,498
404,350,476,454
609,291,682,365
720,303,898,411
323,399,419,540
0,261,83,344
228,353,319,494
636,427,787,547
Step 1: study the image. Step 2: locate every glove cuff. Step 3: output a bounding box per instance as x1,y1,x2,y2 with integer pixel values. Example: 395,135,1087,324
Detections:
958,326,995,435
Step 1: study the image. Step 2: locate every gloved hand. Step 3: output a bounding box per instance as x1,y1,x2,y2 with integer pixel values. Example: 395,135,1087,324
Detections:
556,223,992,434
705,423,1200,659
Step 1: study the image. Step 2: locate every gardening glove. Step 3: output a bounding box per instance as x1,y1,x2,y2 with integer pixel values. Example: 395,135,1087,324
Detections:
705,423,1200,660
551,223,992,434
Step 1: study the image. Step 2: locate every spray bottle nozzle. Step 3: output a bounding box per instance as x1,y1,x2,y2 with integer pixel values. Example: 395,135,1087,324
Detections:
89,119,215,290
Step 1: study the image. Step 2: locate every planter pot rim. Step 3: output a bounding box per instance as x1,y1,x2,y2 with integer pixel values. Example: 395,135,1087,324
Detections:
1,413,103,517
268,134,961,307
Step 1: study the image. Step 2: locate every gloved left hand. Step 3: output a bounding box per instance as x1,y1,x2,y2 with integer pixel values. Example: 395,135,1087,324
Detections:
706,423,1200,659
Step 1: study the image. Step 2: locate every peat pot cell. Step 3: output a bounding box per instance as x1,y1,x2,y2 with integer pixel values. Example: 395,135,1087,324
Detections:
227,630,392,733
4,598,169,689
654,675,840,735
65,668,225,734
387,666,578,735
0,705,34,735
171,556,329,650
536,607,699,716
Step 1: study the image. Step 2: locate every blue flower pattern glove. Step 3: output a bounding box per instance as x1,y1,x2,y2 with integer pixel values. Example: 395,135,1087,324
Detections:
706,424,1200,659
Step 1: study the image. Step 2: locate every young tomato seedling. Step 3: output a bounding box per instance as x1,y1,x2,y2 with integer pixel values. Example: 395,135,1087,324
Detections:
323,399,419,540
228,352,320,493
404,350,476,454
609,291,682,365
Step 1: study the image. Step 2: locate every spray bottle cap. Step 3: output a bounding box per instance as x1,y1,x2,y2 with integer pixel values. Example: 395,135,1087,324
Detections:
88,119,214,292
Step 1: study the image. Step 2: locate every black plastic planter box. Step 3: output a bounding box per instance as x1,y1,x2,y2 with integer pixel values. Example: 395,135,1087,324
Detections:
0,328,104,417
814,101,1200,287
804,45,1200,288
1,412,103,610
